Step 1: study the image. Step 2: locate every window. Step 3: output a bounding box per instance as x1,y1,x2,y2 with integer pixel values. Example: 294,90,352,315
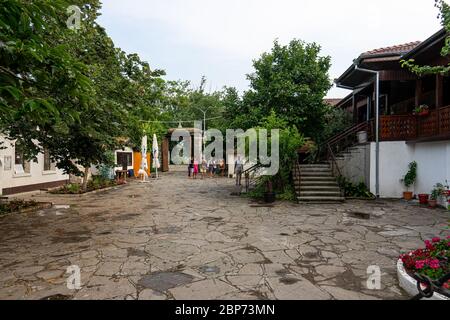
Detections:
43,148,55,171
14,144,30,174
117,152,132,167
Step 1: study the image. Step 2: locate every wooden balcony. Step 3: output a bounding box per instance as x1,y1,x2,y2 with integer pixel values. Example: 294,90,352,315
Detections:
377,105,450,142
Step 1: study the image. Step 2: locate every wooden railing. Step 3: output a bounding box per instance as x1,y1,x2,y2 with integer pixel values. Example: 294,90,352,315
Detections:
316,106,450,165
380,105,450,141
380,115,416,141
320,121,373,162
438,105,450,136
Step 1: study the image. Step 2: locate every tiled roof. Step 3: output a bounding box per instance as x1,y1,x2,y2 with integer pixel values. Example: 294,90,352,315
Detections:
362,41,421,56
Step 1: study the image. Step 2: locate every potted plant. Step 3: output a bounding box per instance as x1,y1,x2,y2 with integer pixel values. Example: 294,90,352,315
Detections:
429,183,445,209
418,194,430,205
398,237,450,300
264,179,276,203
413,105,430,117
445,180,450,198
402,161,417,201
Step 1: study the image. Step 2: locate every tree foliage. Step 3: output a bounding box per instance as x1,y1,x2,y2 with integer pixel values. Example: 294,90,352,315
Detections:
401,0,450,75
0,0,165,188
242,39,332,140
254,112,304,198
1,1,331,197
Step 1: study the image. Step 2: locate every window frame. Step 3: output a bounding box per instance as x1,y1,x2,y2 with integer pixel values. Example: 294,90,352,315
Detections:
116,152,132,167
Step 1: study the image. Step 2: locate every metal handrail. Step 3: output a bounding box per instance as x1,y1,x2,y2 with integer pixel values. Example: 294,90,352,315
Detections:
243,163,265,193
327,121,369,147
316,120,372,165
327,143,342,178
293,160,301,198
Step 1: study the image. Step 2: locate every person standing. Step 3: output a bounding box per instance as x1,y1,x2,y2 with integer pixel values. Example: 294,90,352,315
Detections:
201,158,208,180
188,158,194,179
208,159,215,178
193,159,199,179
235,156,243,186
219,159,225,177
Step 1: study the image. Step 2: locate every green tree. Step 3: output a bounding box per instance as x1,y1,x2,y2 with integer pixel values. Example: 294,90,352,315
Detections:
322,105,352,140
401,0,450,75
244,39,332,140
0,0,93,158
254,111,304,200
0,1,166,190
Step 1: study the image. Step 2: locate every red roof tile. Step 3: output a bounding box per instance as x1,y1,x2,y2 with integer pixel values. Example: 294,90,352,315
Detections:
362,41,421,56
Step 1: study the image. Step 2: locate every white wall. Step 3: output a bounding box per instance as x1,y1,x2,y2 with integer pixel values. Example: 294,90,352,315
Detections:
370,142,414,198
335,144,370,186
370,141,450,199
0,137,68,196
413,141,450,195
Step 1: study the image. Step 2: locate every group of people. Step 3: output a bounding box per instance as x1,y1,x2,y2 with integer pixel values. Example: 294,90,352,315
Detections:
187,156,245,186
188,158,226,179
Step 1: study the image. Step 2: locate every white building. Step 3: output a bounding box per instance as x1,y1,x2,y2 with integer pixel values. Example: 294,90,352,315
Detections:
0,136,68,196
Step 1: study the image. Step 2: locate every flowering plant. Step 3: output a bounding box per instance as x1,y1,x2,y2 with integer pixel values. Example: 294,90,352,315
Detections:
400,237,450,290
413,105,430,115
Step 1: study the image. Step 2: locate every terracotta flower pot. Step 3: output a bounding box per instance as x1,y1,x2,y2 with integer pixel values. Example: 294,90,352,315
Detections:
403,191,414,201
429,199,438,208
418,194,429,205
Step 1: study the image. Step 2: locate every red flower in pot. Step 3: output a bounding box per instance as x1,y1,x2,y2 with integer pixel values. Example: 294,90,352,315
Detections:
413,105,430,117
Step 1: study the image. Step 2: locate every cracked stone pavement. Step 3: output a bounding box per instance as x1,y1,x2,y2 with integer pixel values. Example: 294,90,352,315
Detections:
0,170,448,300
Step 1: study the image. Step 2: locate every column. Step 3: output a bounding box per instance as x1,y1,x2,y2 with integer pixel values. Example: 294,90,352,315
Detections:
415,79,422,107
436,74,444,109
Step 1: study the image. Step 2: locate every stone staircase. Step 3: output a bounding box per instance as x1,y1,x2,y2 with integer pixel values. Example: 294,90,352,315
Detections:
294,163,345,203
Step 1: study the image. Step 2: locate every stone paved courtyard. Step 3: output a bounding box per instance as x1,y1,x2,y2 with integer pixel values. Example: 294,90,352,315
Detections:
0,170,448,300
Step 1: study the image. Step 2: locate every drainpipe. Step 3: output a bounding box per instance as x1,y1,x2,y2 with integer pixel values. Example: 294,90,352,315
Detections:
355,66,380,198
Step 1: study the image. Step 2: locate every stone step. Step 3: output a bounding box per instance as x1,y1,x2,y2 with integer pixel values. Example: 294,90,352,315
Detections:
294,180,339,187
300,169,333,174
300,172,333,177
297,196,345,203
299,165,331,169
300,186,341,192
300,176,337,181
300,182,340,188
299,191,342,197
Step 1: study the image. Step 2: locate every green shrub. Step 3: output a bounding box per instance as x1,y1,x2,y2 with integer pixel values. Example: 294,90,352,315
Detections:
0,199,37,215
337,176,375,199
403,161,417,189
247,111,304,201
67,184,81,194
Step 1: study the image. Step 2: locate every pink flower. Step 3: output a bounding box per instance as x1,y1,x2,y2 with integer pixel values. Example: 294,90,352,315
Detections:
428,259,440,269
432,237,441,243
447,235,450,240
415,260,426,269
425,241,434,250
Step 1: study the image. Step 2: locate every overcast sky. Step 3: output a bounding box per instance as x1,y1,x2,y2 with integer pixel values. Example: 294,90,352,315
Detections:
98,0,442,98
